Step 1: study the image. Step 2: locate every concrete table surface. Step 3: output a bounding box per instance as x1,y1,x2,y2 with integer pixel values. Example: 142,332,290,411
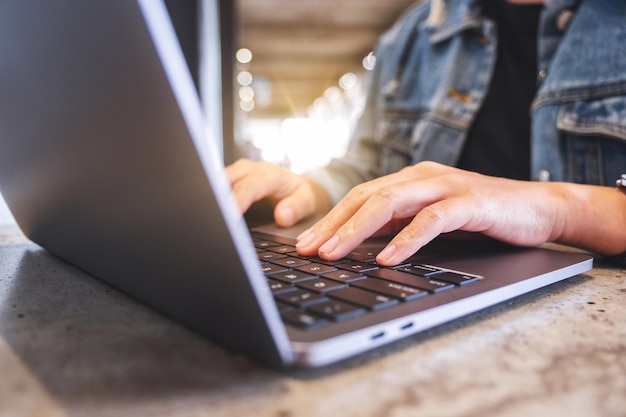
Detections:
0,224,624,417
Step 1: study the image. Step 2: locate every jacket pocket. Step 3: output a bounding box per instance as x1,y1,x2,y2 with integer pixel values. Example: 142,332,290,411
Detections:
374,109,423,175
556,95,626,185
374,108,468,176
557,96,626,143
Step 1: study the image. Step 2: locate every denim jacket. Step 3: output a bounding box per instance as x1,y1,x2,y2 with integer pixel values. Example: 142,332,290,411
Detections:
306,0,626,205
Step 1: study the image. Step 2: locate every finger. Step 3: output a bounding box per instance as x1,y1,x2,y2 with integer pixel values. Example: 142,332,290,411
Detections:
225,158,253,183
274,183,318,227
295,171,422,254
318,162,463,227
230,168,294,213
294,184,374,255
226,159,261,212
228,160,302,215
376,198,474,265
230,175,274,213
316,178,449,260
370,217,413,237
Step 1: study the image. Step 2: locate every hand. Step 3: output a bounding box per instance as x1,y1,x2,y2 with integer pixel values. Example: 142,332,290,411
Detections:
295,161,575,265
226,158,332,227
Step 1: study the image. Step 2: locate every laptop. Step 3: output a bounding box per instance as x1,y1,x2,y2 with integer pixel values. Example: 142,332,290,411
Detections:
0,0,593,368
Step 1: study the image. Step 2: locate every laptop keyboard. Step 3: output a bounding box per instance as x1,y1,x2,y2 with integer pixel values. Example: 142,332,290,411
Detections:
253,235,481,330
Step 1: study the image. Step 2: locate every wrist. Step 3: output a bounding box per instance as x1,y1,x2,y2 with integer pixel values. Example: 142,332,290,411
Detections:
551,182,626,255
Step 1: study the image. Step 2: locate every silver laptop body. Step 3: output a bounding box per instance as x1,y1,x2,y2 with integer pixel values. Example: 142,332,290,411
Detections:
0,0,593,368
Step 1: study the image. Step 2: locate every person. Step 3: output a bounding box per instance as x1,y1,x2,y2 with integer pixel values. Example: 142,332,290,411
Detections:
227,0,626,266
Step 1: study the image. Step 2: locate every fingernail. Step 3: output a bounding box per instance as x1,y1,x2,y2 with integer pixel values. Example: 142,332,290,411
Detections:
377,244,397,263
296,230,315,248
319,235,339,256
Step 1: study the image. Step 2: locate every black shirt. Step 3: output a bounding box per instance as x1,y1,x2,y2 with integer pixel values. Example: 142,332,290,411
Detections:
457,1,542,180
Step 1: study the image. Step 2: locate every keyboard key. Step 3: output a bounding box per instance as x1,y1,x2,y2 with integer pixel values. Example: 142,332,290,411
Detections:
281,310,328,329
308,300,365,321
365,268,419,284
296,263,338,275
297,278,346,293
345,251,377,262
351,278,428,301
337,261,379,273
275,300,295,313
267,279,295,294
412,277,455,293
267,245,297,254
261,262,288,275
269,270,316,284
275,289,328,308
365,268,453,293
394,264,442,277
322,270,366,283
271,256,311,268
258,251,288,261
435,271,480,285
329,287,398,311
307,256,349,266
254,240,281,249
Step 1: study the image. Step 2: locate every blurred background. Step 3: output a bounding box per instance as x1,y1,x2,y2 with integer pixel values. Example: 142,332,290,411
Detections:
232,0,416,173
0,0,417,227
